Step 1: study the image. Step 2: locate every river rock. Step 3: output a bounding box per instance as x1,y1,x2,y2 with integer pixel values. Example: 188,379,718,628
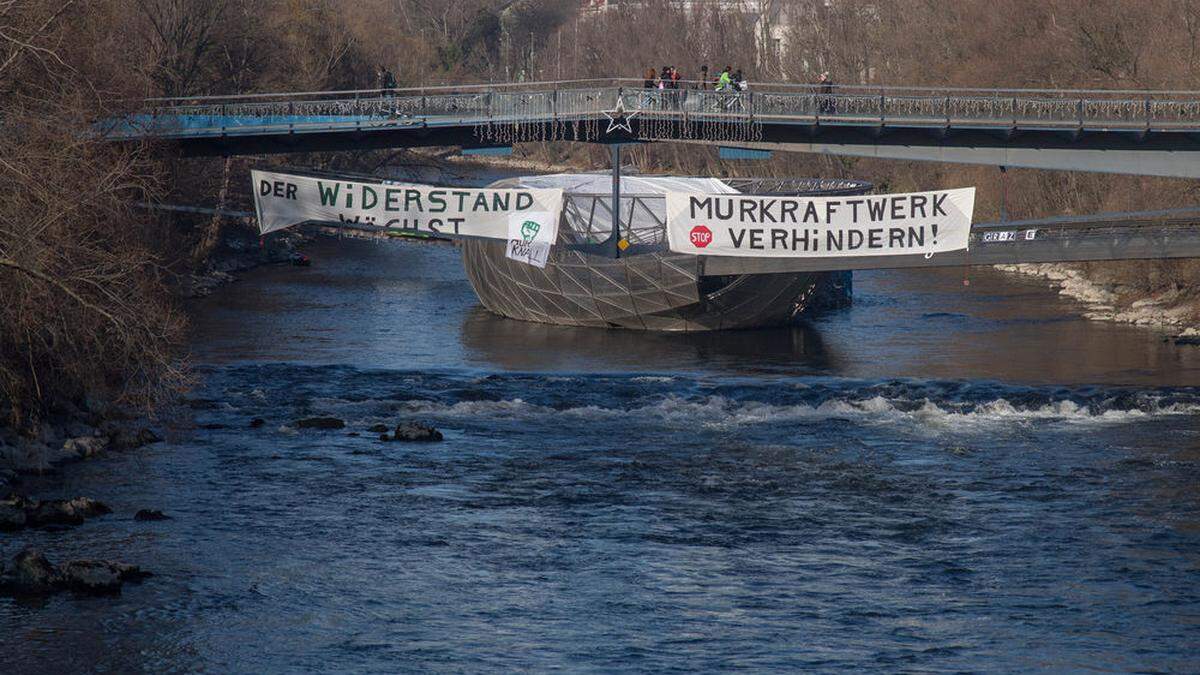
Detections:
368,423,390,433
134,509,171,521
1,548,61,594
391,422,443,442
0,494,31,531
295,417,346,430
249,417,266,428
0,549,150,596
63,435,109,459
25,496,111,527
59,560,150,594
119,427,164,451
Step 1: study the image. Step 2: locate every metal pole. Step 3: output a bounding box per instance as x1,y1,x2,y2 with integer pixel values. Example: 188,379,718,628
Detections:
611,143,622,257
999,165,1008,222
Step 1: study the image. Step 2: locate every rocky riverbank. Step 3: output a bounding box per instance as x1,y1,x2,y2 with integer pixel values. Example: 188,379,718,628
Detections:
178,222,312,299
995,263,1200,338
0,410,164,493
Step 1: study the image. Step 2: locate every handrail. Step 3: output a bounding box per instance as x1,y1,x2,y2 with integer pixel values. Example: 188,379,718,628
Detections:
131,78,618,104
110,84,1200,143
133,77,1200,106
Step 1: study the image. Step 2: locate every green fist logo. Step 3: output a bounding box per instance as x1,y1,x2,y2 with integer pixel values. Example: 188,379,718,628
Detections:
520,220,540,242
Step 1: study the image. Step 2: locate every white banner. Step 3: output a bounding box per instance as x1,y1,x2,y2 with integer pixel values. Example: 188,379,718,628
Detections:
504,212,554,268
251,171,565,256
666,187,975,258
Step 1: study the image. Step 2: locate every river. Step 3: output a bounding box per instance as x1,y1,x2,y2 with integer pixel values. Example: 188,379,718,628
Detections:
4,235,1200,672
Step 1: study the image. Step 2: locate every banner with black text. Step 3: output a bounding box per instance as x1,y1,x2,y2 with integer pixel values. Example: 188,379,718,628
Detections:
251,170,564,259
665,188,975,258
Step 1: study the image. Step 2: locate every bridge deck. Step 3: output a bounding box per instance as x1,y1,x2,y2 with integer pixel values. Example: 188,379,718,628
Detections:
110,81,1200,177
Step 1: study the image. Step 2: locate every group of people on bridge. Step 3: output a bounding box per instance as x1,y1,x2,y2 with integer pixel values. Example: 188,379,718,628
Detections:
640,65,748,92
640,66,837,113
641,65,751,111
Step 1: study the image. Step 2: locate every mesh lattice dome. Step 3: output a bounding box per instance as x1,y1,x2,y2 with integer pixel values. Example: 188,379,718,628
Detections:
460,174,868,331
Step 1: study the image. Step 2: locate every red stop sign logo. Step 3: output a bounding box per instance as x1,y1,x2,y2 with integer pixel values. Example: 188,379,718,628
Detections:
690,225,713,248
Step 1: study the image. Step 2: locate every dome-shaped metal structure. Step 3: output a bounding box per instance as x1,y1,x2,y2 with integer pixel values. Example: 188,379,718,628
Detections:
461,175,872,331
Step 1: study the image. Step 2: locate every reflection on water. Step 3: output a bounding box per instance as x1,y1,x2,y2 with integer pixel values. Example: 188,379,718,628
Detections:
188,237,1200,385
4,234,1200,673
460,305,839,373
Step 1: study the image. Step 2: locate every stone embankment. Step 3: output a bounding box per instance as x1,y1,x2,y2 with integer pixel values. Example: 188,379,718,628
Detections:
995,263,1200,338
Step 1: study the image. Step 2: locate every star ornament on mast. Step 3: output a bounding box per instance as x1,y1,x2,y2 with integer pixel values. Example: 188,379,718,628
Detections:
603,98,640,135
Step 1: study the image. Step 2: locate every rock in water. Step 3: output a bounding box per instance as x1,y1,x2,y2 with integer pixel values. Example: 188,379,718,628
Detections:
392,422,443,442
249,418,266,428
27,500,85,527
0,494,30,531
62,435,109,458
59,560,150,594
295,417,346,430
368,423,389,433
135,509,171,521
135,428,163,446
1,548,60,594
58,560,122,593
98,424,164,452
63,497,112,517
25,496,111,527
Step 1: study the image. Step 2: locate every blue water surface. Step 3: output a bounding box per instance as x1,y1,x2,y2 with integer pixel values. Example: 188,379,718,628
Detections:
3,237,1200,673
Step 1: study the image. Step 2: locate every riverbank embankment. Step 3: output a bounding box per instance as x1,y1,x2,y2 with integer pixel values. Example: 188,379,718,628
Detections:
996,263,1200,338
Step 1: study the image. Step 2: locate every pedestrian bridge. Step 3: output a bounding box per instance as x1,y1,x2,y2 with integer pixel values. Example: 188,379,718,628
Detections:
112,79,1200,178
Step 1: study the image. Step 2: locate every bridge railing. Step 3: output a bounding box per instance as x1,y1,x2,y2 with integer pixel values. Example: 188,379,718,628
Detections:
118,79,1200,139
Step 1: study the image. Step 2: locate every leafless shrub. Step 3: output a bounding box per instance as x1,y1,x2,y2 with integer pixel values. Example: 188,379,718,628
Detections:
0,0,186,433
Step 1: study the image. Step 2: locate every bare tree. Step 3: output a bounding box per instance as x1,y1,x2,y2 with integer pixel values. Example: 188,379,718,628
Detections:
132,0,229,96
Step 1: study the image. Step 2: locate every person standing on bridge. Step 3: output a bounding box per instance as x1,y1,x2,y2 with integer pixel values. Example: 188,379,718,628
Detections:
643,67,657,89
717,66,734,110
381,67,397,98
642,67,658,107
668,66,682,109
818,71,835,114
717,65,733,92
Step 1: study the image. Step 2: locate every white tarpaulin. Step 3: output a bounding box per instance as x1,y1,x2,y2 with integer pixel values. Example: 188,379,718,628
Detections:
665,187,975,258
251,170,565,259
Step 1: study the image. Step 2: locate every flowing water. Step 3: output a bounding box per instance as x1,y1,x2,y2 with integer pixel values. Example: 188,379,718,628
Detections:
4,236,1200,672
